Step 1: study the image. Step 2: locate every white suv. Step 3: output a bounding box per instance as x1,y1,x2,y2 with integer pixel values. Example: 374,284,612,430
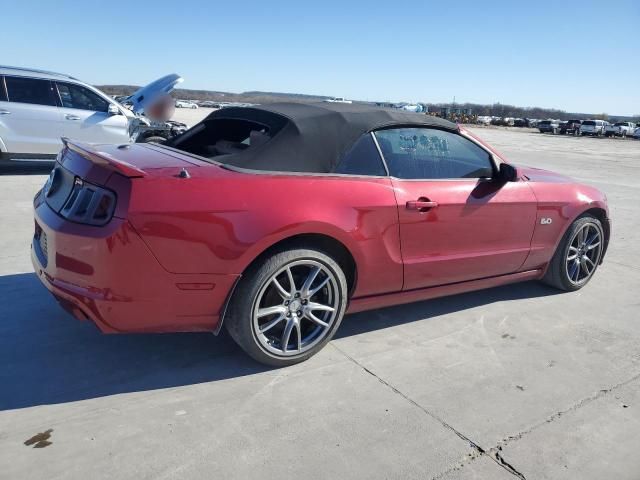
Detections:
0,66,184,168
580,119,608,136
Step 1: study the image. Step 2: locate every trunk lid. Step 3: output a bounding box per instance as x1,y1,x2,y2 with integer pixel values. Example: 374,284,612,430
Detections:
59,139,213,184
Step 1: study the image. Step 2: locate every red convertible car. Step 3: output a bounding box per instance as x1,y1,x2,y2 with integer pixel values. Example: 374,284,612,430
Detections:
32,103,610,366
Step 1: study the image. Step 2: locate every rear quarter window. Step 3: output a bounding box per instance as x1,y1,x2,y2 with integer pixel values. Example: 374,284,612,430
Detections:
5,76,57,106
333,134,386,176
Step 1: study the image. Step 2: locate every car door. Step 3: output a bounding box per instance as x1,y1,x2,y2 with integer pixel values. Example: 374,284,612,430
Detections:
374,127,537,290
0,75,64,155
55,81,130,144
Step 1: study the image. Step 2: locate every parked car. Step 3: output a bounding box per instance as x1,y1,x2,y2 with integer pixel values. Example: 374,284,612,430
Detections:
198,101,220,108
31,103,610,366
0,66,186,168
476,115,492,125
538,119,561,134
560,119,583,135
175,100,198,109
634,127,640,139
580,119,608,136
605,121,636,137
324,97,352,104
513,118,535,128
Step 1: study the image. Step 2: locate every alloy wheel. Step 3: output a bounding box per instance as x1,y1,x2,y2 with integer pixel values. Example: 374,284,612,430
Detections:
252,260,340,356
565,222,603,285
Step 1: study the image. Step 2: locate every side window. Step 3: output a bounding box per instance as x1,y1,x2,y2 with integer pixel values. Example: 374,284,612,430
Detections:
374,128,494,180
333,134,386,176
0,76,7,102
5,76,57,106
56,82,109,113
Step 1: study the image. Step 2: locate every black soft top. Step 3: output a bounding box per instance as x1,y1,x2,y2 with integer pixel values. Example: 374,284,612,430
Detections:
200,102,459,173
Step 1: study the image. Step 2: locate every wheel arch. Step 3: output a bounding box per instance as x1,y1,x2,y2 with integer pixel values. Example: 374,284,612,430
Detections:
581,207,610,262
216,232,358,334
553,206,610,265
243,233,358,296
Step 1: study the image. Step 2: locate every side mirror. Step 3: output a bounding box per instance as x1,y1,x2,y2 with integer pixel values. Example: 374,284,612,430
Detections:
108,104,121,116
497,162,518,182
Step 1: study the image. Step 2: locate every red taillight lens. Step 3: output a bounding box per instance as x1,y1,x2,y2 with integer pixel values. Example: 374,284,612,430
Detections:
60,178,116,226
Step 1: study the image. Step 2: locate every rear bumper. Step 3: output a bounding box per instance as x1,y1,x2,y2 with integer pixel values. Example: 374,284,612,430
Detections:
32,196,239,333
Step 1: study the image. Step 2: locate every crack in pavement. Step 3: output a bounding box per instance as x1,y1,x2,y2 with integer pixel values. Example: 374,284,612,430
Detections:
331,343,526,480
496,370,640,449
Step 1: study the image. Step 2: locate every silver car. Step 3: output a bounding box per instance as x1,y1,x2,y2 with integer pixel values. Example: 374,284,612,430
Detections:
0,66,184,168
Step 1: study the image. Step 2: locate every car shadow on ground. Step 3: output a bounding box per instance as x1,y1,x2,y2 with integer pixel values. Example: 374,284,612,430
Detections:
0,272,559,411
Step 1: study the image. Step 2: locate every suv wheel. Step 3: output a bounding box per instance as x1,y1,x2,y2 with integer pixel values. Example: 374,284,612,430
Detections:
226,247,348,366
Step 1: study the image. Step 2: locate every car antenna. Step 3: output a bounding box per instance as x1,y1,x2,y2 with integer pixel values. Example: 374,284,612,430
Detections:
178,168,191,179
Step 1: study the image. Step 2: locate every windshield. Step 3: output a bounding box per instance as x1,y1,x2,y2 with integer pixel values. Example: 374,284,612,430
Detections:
583,121,596,126
614,122,626,126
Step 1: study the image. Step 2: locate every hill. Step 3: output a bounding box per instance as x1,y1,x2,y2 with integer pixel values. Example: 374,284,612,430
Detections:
96,85,639,122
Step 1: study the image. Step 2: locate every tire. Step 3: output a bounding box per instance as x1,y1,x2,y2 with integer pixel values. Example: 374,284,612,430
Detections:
542,214,605,291
139,136,167,144
226,247,348,367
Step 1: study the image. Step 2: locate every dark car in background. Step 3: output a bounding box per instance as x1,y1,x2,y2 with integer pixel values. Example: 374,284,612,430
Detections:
561,119,583,135
538,119,561,134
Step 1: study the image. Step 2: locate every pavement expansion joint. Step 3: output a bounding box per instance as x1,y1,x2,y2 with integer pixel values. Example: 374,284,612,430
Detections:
330,343,527,479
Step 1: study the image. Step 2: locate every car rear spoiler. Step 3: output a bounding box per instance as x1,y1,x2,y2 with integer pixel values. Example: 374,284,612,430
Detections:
61,138,147,178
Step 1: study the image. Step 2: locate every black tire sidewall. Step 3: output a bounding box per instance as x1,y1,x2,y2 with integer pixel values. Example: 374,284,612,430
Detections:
226,248,348,367
546,215,604,291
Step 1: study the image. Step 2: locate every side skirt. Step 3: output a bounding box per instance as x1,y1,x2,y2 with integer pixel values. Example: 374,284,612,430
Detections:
347,269,543,314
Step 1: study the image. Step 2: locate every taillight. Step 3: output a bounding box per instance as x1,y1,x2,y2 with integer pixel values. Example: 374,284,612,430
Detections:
60,177,116,226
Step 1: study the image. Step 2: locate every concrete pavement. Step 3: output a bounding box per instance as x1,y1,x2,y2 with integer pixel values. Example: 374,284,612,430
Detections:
1,126,639,479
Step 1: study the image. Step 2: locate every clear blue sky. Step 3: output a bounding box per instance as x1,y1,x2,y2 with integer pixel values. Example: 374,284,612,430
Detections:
2,0,639,115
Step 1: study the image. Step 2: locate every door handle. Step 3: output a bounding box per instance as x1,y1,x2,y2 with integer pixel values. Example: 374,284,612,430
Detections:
65,114,80,120
406,199,438,212
0,109,10,115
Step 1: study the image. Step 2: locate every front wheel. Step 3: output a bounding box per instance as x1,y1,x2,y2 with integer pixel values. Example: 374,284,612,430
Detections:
542,215,604,291
226,247,348,366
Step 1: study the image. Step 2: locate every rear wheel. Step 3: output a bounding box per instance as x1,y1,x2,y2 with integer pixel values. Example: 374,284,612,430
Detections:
226,248,348,366
542,215,604,291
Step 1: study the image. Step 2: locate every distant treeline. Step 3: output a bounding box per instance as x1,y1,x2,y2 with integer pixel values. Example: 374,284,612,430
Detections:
425,102,636,122
99,85,330,106
97,85,638,122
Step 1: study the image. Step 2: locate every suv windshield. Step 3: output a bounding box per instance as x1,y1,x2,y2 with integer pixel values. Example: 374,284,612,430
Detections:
583,121,596,126
614,122,626,126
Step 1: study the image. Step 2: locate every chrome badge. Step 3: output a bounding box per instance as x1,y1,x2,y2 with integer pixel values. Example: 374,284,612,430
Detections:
540,217,553,225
